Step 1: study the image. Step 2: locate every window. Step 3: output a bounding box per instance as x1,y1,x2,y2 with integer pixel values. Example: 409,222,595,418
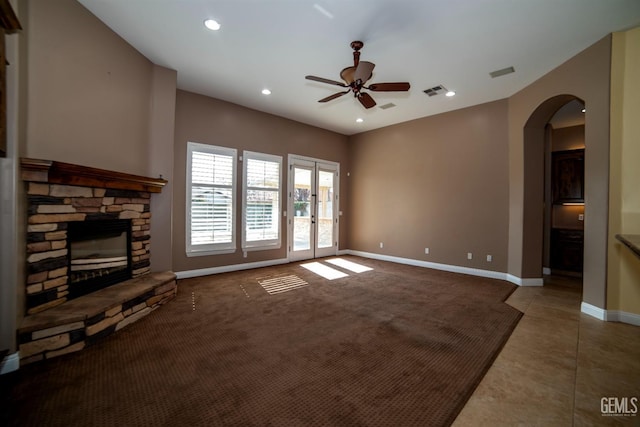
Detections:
242,151,282,250
186,142,237,256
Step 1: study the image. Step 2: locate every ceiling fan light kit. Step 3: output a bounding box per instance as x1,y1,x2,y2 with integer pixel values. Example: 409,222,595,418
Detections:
305,41,410,109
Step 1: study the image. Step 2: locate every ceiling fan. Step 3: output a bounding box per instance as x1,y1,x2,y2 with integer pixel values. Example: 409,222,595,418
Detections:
305,41,410,109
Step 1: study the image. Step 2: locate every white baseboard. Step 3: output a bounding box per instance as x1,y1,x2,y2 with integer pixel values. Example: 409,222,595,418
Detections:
580,302,640,326
0,351,20,374
581,302,606,320
505,274,544,286
605,309,640,326
176,258,289,279
345,250,526,283
177,250,546,287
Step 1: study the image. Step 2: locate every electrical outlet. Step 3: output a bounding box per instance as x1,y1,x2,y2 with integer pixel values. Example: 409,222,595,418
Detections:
578,214,584,221
380,242,384,249
467,252,473,260
425,247,429,255
487,255,492,262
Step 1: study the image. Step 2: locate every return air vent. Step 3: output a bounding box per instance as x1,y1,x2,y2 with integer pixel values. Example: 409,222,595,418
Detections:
489,66,515,78
423,85,446,97
378,102,396,110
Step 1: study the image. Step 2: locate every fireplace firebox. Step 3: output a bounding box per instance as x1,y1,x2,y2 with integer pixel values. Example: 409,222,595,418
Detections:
67,219,132,300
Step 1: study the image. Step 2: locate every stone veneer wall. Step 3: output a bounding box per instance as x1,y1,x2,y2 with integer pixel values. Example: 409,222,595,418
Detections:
25,182,152,314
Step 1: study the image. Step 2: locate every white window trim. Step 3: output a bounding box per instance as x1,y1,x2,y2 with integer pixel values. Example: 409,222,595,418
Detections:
242,150,283,251
186,142,237,257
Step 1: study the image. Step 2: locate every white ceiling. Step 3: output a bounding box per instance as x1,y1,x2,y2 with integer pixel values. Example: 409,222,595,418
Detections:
77,0,640,136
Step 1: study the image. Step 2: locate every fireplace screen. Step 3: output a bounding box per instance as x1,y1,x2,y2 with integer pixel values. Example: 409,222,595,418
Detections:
68,219,132,299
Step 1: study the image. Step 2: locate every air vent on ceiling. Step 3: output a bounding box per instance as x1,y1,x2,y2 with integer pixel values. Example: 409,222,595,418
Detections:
489,66,515,78
379,102,396,110
423,85,446,97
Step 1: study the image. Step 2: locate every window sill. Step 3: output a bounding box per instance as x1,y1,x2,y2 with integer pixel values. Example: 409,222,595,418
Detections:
242,243,282,252
186,248,236,257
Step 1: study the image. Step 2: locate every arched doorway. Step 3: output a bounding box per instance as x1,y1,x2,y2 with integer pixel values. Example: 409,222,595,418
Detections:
522,95,584,278
521,93,612,317
521,94,584,279
546,100,586,278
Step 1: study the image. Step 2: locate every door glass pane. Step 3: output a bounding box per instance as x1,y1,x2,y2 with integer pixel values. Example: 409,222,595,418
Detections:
293,168,312,251
317,170,334,249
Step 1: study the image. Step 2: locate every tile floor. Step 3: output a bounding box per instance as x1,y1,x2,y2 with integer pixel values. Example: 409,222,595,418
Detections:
453,276,640,427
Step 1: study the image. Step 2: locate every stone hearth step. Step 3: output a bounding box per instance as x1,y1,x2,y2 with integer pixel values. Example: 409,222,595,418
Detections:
17,271,177,365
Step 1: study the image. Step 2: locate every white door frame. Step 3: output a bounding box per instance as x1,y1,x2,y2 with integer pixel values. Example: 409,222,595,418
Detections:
287,154,339,261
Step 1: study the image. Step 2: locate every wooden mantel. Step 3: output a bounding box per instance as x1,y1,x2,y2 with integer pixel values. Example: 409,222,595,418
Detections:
21,158,168,193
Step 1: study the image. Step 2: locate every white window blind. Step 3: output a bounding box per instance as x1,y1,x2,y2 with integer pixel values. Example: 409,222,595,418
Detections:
242,151,282,250
186,142,237,255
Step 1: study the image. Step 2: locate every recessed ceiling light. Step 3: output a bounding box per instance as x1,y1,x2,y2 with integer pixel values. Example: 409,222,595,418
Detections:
445,90,456,97
204,19,221,31
356,118,364,123
262,89,271,95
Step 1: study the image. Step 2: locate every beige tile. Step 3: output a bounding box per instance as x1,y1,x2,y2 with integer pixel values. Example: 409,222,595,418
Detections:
456,275,640,427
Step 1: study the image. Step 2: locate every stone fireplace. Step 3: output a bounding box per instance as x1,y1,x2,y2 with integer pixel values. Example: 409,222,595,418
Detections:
18,158,177,364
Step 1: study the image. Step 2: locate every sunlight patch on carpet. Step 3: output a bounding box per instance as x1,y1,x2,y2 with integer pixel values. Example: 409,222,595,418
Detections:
300,262,349,280
326,258,373,273
258,274,309,294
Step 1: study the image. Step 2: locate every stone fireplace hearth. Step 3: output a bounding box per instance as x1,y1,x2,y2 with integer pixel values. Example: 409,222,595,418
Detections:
18,158,176,365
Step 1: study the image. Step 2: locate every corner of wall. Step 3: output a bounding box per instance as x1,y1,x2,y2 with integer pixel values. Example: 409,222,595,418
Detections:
607,27,640,317
1,0,26,356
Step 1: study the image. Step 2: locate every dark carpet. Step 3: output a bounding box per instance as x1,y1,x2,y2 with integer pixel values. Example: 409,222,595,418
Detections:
2,256,522,426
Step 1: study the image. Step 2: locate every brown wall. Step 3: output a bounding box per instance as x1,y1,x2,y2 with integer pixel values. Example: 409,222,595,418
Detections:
552,125,585,152
172,90,349,273
23,0,177,275
348,99,509,272
508,36,611,307
148,66,178,273
24,0,153,176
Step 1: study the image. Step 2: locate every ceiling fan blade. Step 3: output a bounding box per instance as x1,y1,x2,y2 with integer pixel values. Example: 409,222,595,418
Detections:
305,75,348,87
354,61,375,83
358,92,376,109
368,82,411,92
318,90,350,103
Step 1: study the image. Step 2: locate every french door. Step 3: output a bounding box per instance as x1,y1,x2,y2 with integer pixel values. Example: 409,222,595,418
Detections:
288,156,339,261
